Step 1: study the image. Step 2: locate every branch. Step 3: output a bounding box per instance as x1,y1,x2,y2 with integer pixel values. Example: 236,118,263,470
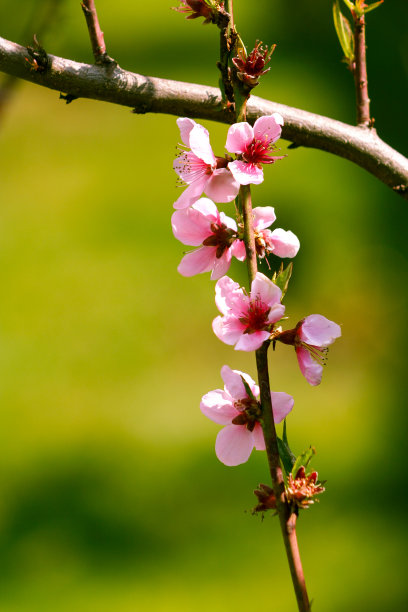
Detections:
80,0,115,66
353,13,370,125
0,36,406,198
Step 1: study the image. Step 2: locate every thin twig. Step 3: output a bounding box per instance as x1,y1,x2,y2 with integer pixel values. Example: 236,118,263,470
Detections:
0,36,406,197
80,0,114,65
353,13,370,126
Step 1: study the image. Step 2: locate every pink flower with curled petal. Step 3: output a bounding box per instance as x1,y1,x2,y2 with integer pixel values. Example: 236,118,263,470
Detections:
232,206,300,261
171,197,244,280
200,365,294,466
173,118,240,209
225,114,286,185
212,272,285,351
277,314,341,386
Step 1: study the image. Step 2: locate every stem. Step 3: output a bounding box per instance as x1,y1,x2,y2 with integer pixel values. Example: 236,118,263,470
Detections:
218,0,234,105
353,14,370,126
81,0,114,65
240,183,311,612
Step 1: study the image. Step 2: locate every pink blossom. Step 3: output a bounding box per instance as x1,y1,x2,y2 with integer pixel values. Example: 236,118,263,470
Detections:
173,118,239,209
200,365,294,466
232,206,300,261
171,198,245,280
212,272,285,351
225,114,285,185
277,314,341,386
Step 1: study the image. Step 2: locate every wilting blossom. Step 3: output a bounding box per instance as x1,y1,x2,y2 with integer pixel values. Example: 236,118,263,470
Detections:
286,466,325,509
173,0,223,24
232,40,275,87
277,314,341,386
173,118,239,209
232,206,300,260
213,272,285,351
171,198,244,280
200,365,294,466
225,114,285,185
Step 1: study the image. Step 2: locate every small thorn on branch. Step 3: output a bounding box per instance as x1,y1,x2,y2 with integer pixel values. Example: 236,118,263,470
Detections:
59,92,79,104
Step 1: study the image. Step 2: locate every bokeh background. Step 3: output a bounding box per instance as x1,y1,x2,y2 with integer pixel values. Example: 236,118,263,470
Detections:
0,1,407,610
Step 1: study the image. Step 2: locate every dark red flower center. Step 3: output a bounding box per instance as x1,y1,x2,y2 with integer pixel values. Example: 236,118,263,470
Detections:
239,296,271,333
232,397,261,431
202,222,237,258
242,137,276,166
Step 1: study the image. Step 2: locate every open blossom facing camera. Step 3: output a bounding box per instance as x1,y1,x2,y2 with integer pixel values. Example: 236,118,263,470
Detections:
232,206,300,260
171,198,244,280
201,365,294,466
173,118,239,209
277,314,341,386
225,114,285,185
213,272,285,351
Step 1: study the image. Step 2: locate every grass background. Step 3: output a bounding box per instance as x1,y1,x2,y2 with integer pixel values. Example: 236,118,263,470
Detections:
0,0,407,610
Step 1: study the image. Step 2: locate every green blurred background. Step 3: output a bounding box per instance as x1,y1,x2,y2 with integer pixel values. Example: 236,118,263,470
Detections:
0,1,407,610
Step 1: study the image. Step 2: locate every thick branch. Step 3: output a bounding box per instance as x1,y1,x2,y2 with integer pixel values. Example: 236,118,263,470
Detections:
0,36,406,198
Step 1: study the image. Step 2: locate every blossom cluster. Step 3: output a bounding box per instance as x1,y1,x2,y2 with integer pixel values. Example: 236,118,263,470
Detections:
171,114,341,467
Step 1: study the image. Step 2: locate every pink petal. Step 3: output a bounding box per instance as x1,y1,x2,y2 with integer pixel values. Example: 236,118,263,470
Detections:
296,346,323,386
192,197,219,218
189,124,216,166
177,246,216,277
177,117,197,146
252,206,276,230
205,169,240,203
266,303,286,325
225,122,254,154
173,175,209,209
212,315,245,346
210,249,232,281
221,365,258,401
215,276,248,316
230,239,246,261
173,152,207,183
200,390,238,424
270,392,294,424
215,424,254,466
253,113,284,144
171,201,216,246
219,211,237,233
234,330,270,351
228,160,264,185
251,273,282,308
252,423,266,451
299,315,341,347
269,229,300,258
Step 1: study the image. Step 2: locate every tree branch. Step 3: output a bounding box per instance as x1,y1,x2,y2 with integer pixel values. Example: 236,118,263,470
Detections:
0,35,406,198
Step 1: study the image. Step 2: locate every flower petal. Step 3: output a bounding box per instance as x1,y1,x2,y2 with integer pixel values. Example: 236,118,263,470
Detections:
210,249,232,280
270,392,294,424
173,151,206,183
228,160,264,185
171,201,216,245
299,315,341,347
253,113,284,144
219,211,238,232
296,346,323,386
234,330,270,351
253,206,276,230
225,122,254,154
252,423,266,451
212,315,245,346
221,365,258,401
230,239,246,261
173,175,209,209
189,124,216,166
200,389,238,424
269,229,300,258
205,169,240,203
251,272,282,308
177,246,216,277
215,424,254,466
177,117,197,146
266,303,285,325
215,276,247,315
